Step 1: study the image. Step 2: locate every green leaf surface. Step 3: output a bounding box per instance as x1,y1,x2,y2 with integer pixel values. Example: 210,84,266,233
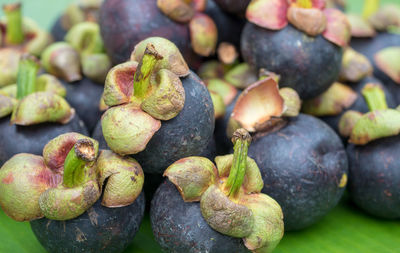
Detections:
1,195,399,253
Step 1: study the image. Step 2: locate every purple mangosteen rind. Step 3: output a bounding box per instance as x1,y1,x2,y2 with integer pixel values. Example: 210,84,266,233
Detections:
153,128,284,253
213,0,251,17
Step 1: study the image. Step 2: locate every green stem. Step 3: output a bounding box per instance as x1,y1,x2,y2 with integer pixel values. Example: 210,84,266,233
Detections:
16,54,40,100
3,3,24,45
63,139,96,188
225,128,252,198
132,43,163,99
362,83,388,111
362,0,380,19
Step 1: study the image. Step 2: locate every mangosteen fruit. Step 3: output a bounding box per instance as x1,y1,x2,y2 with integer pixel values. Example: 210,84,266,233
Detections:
241,0,351,99
151,128,284,253
0,54,87,165
339,84,400,218
224,77,347,231
99,0,218,68
0,3,52,87
213,0,250,17
100,37,214,174
0,133,145,252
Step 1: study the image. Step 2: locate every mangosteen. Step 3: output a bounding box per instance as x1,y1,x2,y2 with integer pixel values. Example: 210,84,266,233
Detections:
99,0,219,68
151,128,284,253
0,133,145,252
0,3,51,87
0,54,87,165
241,0,351,99
213,0,250,17
99,37,214,175
339,83,400,218
222,77,347,231
50,0,103,42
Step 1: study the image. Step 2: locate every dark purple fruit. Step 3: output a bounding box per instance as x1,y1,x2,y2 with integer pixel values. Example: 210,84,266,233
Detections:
248,114,348,230
0,115,87,166
50,16,67,42
241,23,343,99
213,0,250,17
30,192,145,253
99,0,198,66
347,135,400,218
150,180,249,253
63,78,103,133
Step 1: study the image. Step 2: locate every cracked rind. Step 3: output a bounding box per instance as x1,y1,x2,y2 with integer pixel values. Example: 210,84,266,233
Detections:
339,47,373,82
349,109,400,145
10,91,75,125
157,0,195,23
43,133,99,173
286,6,326,36
189,13,218,57
101,104,161,155
130,37,189,77
0,94,16,118
246,0,289,30
164,156,218,202
41,42,82,82
338,110,363,138
346,14,376,37
206,78,238,106
0,48,21,87
279,87,301,117
374,47,400,84
36,74,67,97
215,154,263,194
224,63,258,89
38,180,101,220
230,78,285,132
103,61,137,107
200,184,254,238
96,150,144,207
141,69,185,120
0,154,57,221
302,82,357,116
240,193,284,253
322,8,351,47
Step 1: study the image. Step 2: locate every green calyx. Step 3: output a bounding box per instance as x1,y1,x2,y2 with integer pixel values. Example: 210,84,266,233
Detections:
339,47,373,82
3,3,24,45
0,132,144,221
224,63,258,89
340,83,400,145
65,22,104,56
165,128,284,252
16,54,40,100
209,90,226,119
374,47,400,84
0,48,22,87
102,38,188,155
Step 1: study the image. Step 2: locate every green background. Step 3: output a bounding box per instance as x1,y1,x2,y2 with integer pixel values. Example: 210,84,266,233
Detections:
0,0,400,252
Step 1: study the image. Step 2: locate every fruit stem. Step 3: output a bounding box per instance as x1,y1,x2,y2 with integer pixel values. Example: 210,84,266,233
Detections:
362,83,387,111
296,0,312,8
16,54,40,100
63,139,96,188
362,0,380,19
133,43,163,100
225,128,251,199
3,3,24,45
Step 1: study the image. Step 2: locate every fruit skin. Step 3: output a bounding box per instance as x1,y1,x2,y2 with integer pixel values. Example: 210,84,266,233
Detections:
0,115,87,166
248,114,348,231
241,23,343,99
30,192,145,253
151,180,249,253
99,0,199,67
133,71,214,174
320,76,397,134
351,33,400,104
213,0,250,17
347,135,400,219
50,16,67,42
205,0,246,49
63,78,103,133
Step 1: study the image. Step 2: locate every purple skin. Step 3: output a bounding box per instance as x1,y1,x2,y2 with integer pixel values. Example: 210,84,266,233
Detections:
99,0,202,68
50,16,67,42
320,76,397,136
0,115,87,166
63,78,104,133
248,114,348,231
351,33,400,104
213,0,250,17
151,180,249,253
241,23,343,99
347,135,400,219
30,193,145,253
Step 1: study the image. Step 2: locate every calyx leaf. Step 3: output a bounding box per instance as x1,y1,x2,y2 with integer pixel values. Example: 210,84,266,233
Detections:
374,47,400,84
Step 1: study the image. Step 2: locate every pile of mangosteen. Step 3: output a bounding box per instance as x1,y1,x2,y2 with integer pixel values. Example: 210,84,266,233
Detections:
0,0,399,252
